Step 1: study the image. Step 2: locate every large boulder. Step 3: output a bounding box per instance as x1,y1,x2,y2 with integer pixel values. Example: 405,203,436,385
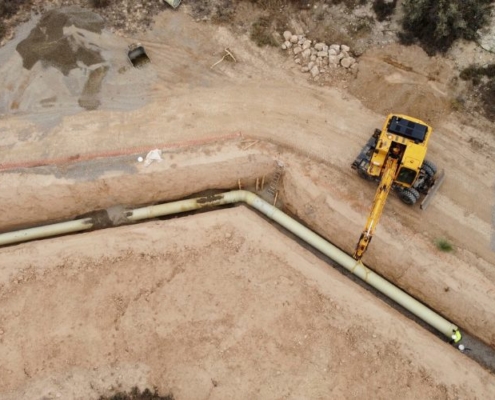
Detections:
341,57,356,68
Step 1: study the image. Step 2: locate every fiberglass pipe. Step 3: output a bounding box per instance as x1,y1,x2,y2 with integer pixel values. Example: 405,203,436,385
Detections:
0,190,460,342
128,190,460,341
0,218,93,246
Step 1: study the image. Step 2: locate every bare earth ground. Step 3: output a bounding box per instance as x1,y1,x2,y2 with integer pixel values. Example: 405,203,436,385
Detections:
0,4,495,399
1,208,495,399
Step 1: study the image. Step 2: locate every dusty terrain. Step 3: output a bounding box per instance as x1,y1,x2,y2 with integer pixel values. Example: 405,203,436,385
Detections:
1,209,495,400
0,2,494,399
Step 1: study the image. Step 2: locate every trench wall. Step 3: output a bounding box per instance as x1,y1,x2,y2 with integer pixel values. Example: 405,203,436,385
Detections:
1,141,495,349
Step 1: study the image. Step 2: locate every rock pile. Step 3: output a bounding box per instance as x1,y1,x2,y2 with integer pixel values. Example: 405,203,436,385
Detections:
281,31,358,79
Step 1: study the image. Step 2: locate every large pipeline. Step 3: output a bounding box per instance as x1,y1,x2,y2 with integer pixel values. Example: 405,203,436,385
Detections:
0,190,461,343
0,218,93,245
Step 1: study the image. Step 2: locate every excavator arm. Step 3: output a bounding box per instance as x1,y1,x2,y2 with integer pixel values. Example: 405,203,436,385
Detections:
353,156,400,260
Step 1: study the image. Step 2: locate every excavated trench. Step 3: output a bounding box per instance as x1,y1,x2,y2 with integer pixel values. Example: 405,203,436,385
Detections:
1,141,495,374
0,141,272,232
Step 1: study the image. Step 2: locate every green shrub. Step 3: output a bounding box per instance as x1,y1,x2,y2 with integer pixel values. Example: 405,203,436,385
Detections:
436,238,454,252
372,0,397,22
399,0,492,55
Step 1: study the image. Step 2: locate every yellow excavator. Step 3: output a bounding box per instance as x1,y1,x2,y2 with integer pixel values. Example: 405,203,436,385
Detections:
352,114,445,260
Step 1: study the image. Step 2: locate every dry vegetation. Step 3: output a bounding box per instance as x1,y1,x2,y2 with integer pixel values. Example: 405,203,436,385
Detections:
99,387,174,400
0,0,30,39
399,0,493,55
372,0,397,22
458,63,495,121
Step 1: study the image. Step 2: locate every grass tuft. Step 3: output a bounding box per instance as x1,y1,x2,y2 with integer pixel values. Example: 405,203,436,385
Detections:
435,238,454,253
98,387,174,400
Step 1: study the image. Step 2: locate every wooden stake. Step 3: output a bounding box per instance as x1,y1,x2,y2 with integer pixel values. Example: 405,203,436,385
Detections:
242,140,258,151
256,177,260,191
224,48,237,63
211,48,237,69
238,179,242,190
273,191,278,206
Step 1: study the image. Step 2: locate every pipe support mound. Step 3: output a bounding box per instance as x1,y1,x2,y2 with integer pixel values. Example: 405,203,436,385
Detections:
0,190,460,342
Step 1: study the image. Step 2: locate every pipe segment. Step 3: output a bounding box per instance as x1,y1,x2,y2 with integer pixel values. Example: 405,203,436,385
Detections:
0,219,93,246
0,190,460,342
129,190,461,341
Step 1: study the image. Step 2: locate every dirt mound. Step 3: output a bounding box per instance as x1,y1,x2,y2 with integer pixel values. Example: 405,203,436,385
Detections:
349,44,454,124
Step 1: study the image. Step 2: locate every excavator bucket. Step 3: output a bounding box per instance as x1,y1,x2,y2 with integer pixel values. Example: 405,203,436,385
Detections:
128,44,150,68
420,170,445,210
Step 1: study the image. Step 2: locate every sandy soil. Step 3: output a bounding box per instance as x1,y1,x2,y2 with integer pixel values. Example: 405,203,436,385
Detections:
0,5,495,399
1,208,494,399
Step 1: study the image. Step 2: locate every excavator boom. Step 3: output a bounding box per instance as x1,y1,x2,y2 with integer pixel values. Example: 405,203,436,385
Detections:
354,156,399,260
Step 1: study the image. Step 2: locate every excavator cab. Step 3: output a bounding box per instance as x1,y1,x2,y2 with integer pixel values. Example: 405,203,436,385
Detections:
396,167,417,186
351,114,445,260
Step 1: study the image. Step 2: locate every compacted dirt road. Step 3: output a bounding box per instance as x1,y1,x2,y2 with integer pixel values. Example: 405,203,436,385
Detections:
0,6,494,399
